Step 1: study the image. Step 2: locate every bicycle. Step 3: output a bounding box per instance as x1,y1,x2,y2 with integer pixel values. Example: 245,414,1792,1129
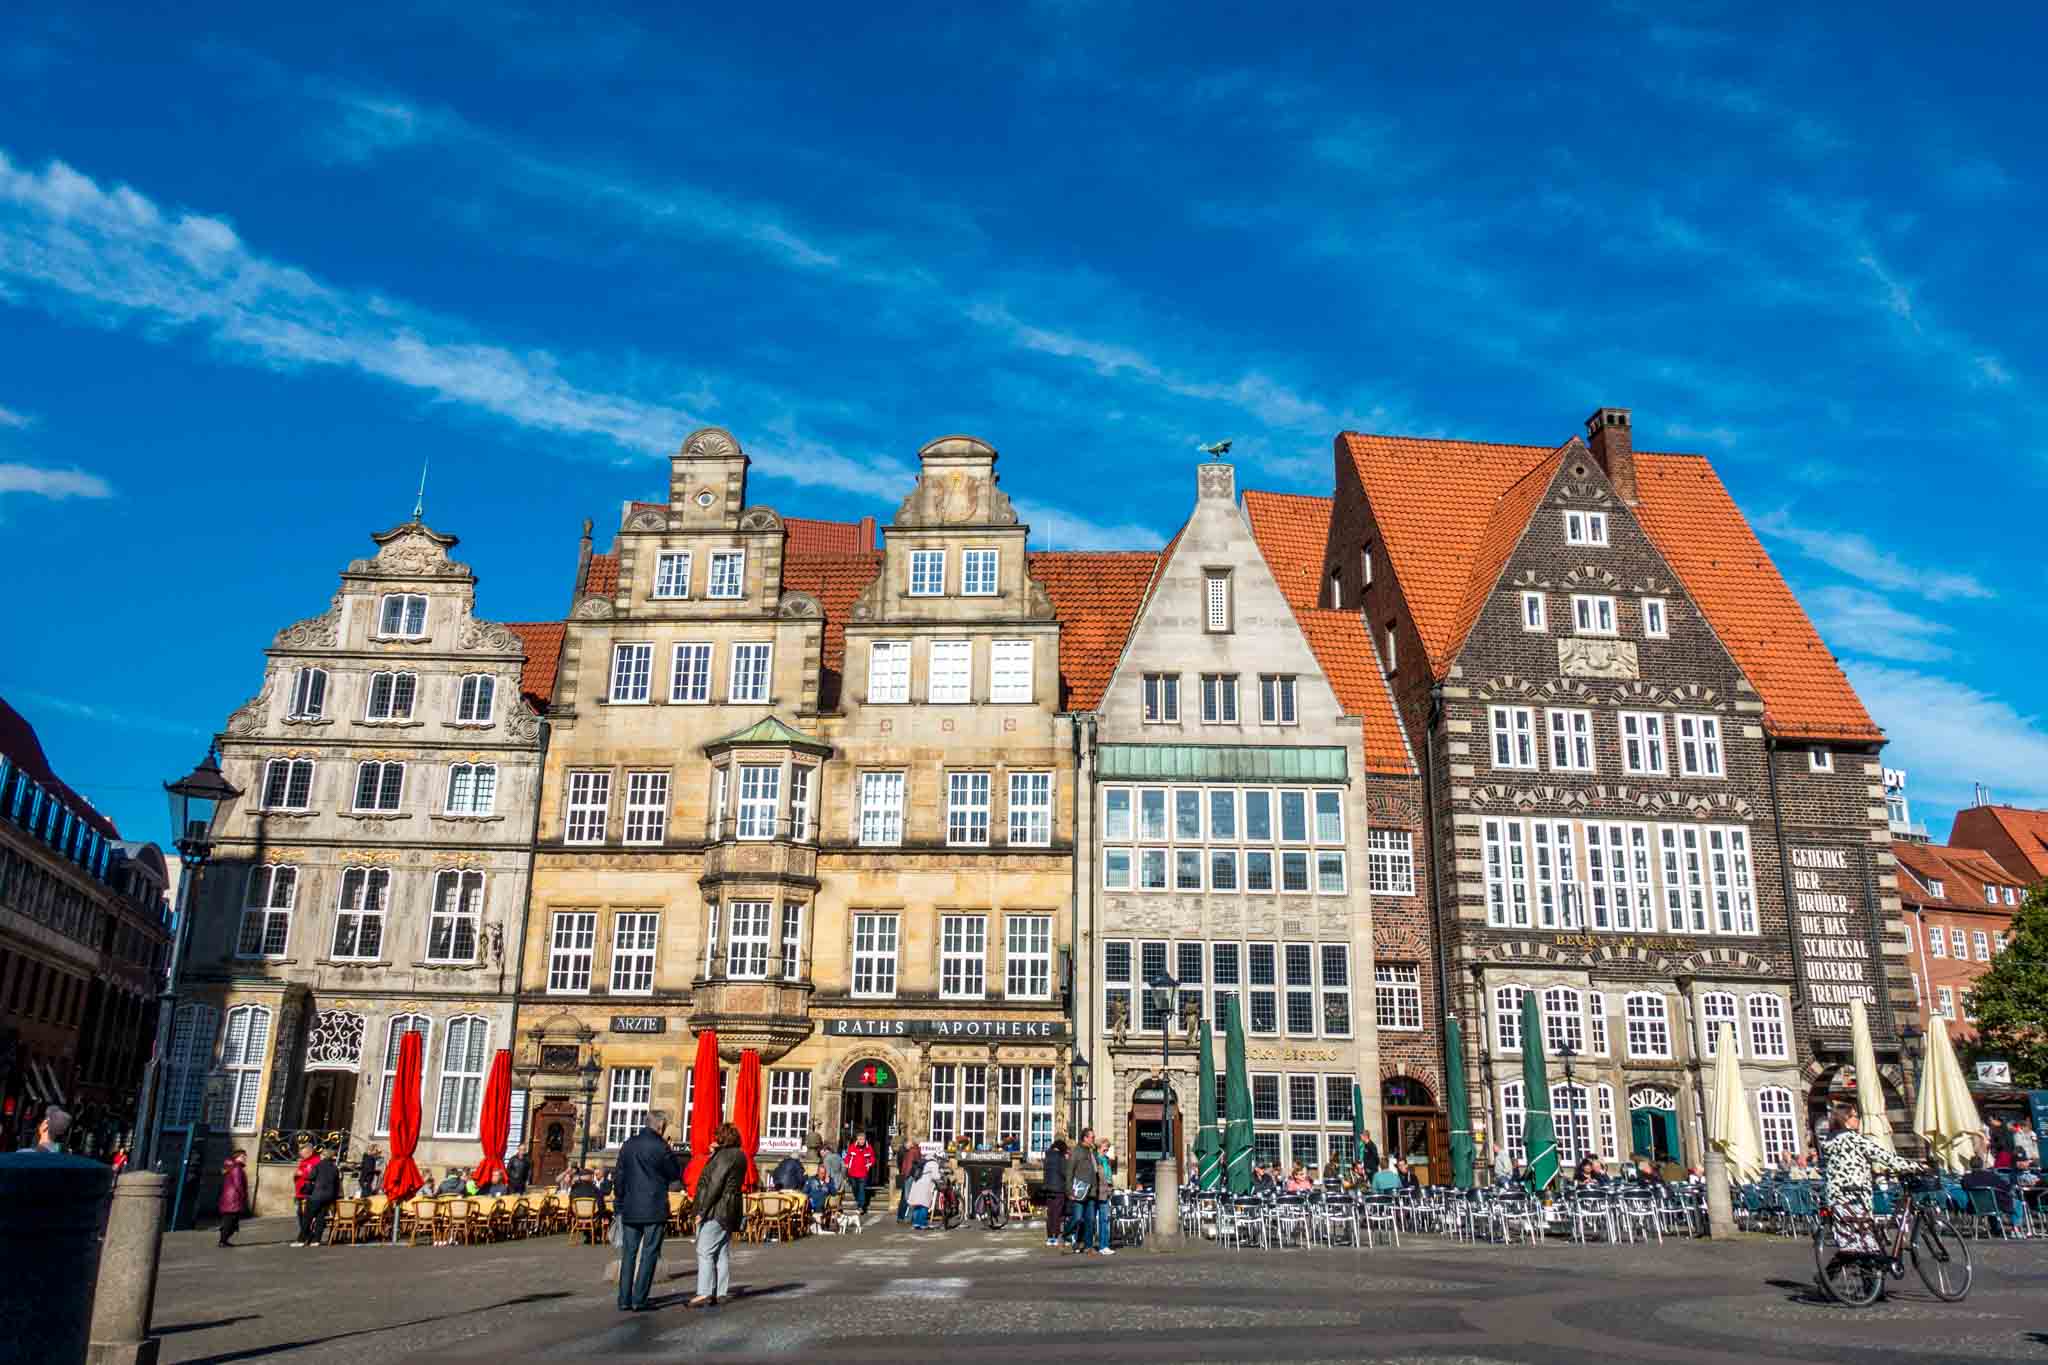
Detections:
1814,1173,1972,1306
973,1186,1008,1230
930,1170,964,1231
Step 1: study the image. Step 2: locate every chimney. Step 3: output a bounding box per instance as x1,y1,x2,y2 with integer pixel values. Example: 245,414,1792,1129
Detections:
574,517,593,599
1585,407,1635,504
858,515,877,552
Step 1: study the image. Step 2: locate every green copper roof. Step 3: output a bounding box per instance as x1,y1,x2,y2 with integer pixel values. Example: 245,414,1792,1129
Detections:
1097,744,1347,784
704,714,832,755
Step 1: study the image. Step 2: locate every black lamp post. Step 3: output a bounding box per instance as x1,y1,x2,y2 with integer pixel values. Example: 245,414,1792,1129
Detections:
578,1053,603,1165
1145,970,1179,1179
136,747,240,1169
1069,1049,1091,1139
1556,1043,1580,1170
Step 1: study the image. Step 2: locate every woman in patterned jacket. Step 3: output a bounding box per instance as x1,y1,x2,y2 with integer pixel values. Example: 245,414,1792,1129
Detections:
1821,1108,1917,1210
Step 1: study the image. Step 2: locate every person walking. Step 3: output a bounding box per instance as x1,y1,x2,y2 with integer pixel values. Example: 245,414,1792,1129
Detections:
356,1145,383,1199
1041,1138,1069,1249
821,1142,846,1195
691,1122,748,1310
844,1133,876,1215
906,1149,939,1231
303,1144,340,1247
1357,1134,1381,1178
896,1138,923,1224
1068,1130,1110,1255
506,1141,533,1194
217,1149,250,1247
291,1141,322,1246
110,1146,129,1174
614,1110,683,1313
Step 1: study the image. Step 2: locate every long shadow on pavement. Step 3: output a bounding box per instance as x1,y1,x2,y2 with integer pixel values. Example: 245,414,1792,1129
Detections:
175,1291,574,1364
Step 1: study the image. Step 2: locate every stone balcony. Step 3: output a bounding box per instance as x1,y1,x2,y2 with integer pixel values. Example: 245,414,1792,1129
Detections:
687,974,816,1063
700,840,819,889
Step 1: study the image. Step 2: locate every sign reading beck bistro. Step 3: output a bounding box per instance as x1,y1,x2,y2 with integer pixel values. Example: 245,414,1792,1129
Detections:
1791,846,1877,1032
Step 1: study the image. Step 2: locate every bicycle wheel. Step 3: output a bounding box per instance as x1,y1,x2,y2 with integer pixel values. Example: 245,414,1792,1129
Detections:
943,1190,963,1230
982,1194,1007,1231
1910,1215,1973,1301
1814,1229,1883,1306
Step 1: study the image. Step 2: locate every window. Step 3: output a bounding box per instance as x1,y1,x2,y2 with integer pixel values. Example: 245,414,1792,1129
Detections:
456,674,495,723
736,764,781,840
1499,1081,1526,1164
1620,712,1667,775
852,913,899,997
1930,925,1946,958
1320,944,1352,1035
1521,592,1547,632
209,1004,271,1132
1247,943,1279,1034
2006,887,2018,906
963,549,998,596
1758,1087,1800,1164
1375,962,1422,1030
419,869,480,962
708,550,745,598
1384,622,1397,673
1809,748,1832,773
729,643,772,702
726,900,771,978
1699,991,1738,1056
438,763,497,819
1746,994,1788,1059
990,639,1034,703
623,771,669,844
1005,1064,1055,1157
789,766,813,843
1676,715,1724,777
941,914,987,998
436,1017,489,1137
927,1063,989,1148
547,911,597,992
766,1070,812,1151
928,640,971,703
1204,571,1231,632
653,550,691,598
1490,706,1539,769
260,758,315,812
161,1004,218,1125
1985,884,1999,907
1973,930,1990,961
1363,831,1416,899
1950,927,1967,958
1006,915,1052,999
564,770,611,843
604,1067,653,1149
288,667,327,719
1009,772,1052,846
1930,880,1947,899
1143,673,1180,723
238,864,296,957
868,641,910,704
365,671,418,720
909,549,945,596
1483,819,1531,928
1588,993,1611,1056
1563,510,1608,546
331,867,388,959
780,902,804,980
1103,941,1133,1031
351,760,404,814
1200,674,1239,724
947,772,991,845
670,643,712,703
610,912,658,994
1554,1084,1593,1166
1548,709,1596,772
1362,545,1373,586
1625,993,1671,1059
372,1014,430,1134
1543,986,1585,1056
1572,594,1617,635
1280,942,1315,1035
859,772,905,846
702,902,719,977
600,643,651,705
1259,675,1297,725
1911,971,1921,1003
1642,598,1667,638
1937,985,1956,1020
378,593,428,637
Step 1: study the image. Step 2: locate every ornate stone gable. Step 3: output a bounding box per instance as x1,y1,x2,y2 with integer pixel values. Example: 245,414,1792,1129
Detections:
346,521,472,581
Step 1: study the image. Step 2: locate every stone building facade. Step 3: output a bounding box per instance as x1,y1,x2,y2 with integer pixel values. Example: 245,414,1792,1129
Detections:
178,522,548,1211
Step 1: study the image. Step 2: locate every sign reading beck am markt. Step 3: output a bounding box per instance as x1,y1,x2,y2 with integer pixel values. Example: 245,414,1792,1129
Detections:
1791,846,1876,1031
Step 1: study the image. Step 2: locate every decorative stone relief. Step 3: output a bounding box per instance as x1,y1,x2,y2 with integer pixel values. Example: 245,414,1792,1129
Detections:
572,595,615,620
682,427,743,462
304,1009,366,1070
506,705,542,743
349,523,469,579
273,595,342,649
1558,638,1639,679
738,507,782,532
224,679,275,736
779,592,821,619
457,618,525,653
892,467,1018,528
626,508,671,532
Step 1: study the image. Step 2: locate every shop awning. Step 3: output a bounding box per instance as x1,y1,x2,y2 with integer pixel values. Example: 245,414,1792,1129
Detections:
1098,744,1348,784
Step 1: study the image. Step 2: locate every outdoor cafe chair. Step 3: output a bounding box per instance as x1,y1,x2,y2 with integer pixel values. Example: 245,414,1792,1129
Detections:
1964,1186,2018,1240
1565,1193,1613,1244
1271,1198,1312,1250
397,1197,435,1247
1491,1196,1542,1245
1224,1198,1266,1249
324,1198,366,1245
566,1196,603,1246
1616,1192,1663,1244
364,1194,392,1241
1361,1194,1400,1248
1318,1195,1361,1248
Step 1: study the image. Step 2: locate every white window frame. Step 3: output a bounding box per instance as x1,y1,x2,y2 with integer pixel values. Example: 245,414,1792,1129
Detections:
610,911,658,995
1625,992,1672,1059
1930,923,1947,957
859,772,905,846
1973,930,1990,961
434,1016,489,1138
1619,712,1667,775
1676,714,1724,778
726,900,772,979
547,911,597,993
1259,675,1298,725
445,762,497,816
287,666,327,720
928,639,972,703
427,869,484,963
779,901,804,979
1367,829,1416,895
260,758,315,812
766,1069,812,1151
365,671,418,721
1571,594,1618,636
1758,1086,1800,1164
331,866,388,961
1746,992,1788,1059
1490,706,1539,770
1699,991,1739,1057
852,912,899,998
1143,673,1180,723
790,766,814,843
868,641,910,704
455,674,496,724
707,549,745,599
238,864,297,958
653,550,692,599
373,1014,429,1134
909,548,945,596
623,770,669,845
670,643,713,703
564,770,611,843
1375,962,1422,1031
1204,571,1231,632
940,914,988,999
1005,914,1052,1000
376,592,429,639
990,639,1034,703
216,1004,272,1132
735,764,781,840
604,1067,653,1149
962,548,999,596
1547,709,1596,773
1494,985,1525,1053
609,643,653,703
1008,771,1052,847
1521,592,1547,632
352,760,404,813
729,642,772,703
1642,597,1668,639
1201,673,1239,724
947,771,991,846
1563,510,1608,546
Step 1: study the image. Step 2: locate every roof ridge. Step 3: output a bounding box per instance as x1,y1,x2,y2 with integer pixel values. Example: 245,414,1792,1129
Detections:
1342,430,1560,453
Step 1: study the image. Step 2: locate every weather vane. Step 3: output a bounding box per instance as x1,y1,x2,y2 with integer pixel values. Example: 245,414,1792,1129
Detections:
1199,440,1232,460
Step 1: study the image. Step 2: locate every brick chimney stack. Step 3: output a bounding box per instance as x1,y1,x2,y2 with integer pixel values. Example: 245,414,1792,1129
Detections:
1585,406,1636,505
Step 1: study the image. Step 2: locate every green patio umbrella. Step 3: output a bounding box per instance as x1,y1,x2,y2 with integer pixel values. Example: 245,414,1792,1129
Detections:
1222,996,1254,1194
1446,1014,1475,1189
1519,991,1559,1192
1351,1082,1365,1171
1195,1020,1221,1189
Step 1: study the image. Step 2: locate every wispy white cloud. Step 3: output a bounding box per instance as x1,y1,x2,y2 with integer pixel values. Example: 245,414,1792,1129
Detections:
0,403,32,428
1661,421,1740,449
1754,508,1992,602
0,461,112,499
323,95,427,164
1845,661,2048,812
1014,498,1163,551
1805,585,1953,663
3,686,206,739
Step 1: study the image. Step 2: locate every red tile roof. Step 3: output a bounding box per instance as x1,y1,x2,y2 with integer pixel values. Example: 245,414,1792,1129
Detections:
1895,841,2025,910
781,551,884,710
786,516,876,556
0,694,120,839
1028,552,1161,711
584,553,620,596
1241,491,1332,611
1951,806,2048,883
503,622,565,708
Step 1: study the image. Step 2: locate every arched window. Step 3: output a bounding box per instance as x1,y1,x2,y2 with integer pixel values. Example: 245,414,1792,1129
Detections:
456,674,496,724
1757,1086,1799,1162
1542,986,1584,1056
213,1004,272,1132
375,1014,431,1134
1552,1083,1592,1164
1625,992,1671,1059
1746,994,1788,1060
1494,985,1525,1053
1699,991,1738,1057
436,1016,490,1138
1499,1081,1526,1163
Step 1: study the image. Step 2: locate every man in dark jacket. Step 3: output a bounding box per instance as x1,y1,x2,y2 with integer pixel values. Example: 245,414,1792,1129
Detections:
691,1123,748,1309
1357,1136,1381,1177
304,1144,341,1246
505,1142,532,1194
1041,1140,1068,1249
771,1153,806,1190
897,1139,923,1223
615,1112,683,1312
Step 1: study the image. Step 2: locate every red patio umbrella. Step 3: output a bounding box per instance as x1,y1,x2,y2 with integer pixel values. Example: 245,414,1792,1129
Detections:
471,1048,513,1188
380,1029,426,1203
684,1029,720,1194
733,1049,763,1193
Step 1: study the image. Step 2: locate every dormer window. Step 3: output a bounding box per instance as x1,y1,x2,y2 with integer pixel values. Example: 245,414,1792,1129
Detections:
708,550,745,599
378,593,428,638
910,550,945,596
1564,511,1608,546
654,551,692,599
963,549,999,596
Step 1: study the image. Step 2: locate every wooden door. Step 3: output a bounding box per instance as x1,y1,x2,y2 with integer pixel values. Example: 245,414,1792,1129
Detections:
534,1099,577,1190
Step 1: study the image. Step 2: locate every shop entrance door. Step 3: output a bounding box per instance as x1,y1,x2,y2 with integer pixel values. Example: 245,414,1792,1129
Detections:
301,1073,356,1138
534,1099,577,1191
841,1058,899,1187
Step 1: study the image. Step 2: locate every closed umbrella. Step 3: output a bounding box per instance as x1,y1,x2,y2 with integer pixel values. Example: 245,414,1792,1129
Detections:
1194,1020,1221,1190
1708,1022,1764,1184
734,1049,763,1193
1849,999,1896,1152
1222,996,1254,1194
1915,1020,1983,1173
1351,1082,1365,1176
471,1048,513,1188
380,1028,426,1203
1519,991,1558,1192
1447,1014,1475,1189
685,1029,721,1195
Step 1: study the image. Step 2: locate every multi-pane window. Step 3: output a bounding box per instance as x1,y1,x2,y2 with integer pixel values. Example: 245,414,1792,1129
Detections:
1699,991,1739,1056
947,772,991,845
670,643,712,702
928,1063,989,1148
353,760,405,813
1553,1083,1594,1166
1259,675,1297,725
766,1070,811,1150
372,1014,429,1134
1544,986,1585,1056
852,913,899,997
427,870,483,962
365,671,418,720
214,1004,272,1132
998,1065,1055,1157
1973,930,1991,961
1320,945,1352,1035
1143,673,1180,723
1368,830,1415,895
1246,942,1280,1034
1494,985,1525,1052
547,911,597,992
1482,818,1531,928
859,772,905,846
928,640,971,703
1204,572,1231,632
260,758,315,811
1491,706,1538,769
1563,510,1607,546
623,771,669,844
869,641,910,704
1950,926,1968,957
736,765,781,839
1103,940,1133,1032
1498,1080,1526,1163
962,549,998,596
1375,963,1422,1029
1937,985,1956,1019
909,549,945,596
378,593,428,637
1757,1087,1800,1164
653,550,691,598
990,640,1033,703
455,674,495,723
1625,993,1672,1059
1009,772,1052,846
446,762,497,816
940,914,987,998
332,866,388,959
1705,827,1759,934
1620,712,1667,775
1572,594,1617,635
1106,784,1344,896
1521,592,1547,632
1005,915,1051,999
564,771,611,843
609,644,652,703
610,912,658,994
605,1067,653,1148
1642,597,1668,638
1201,674,1239,723
238,864,296,957
708,550,745,599
729,643,771,702
725,901,771,979
1589,993,1610,1055
1746,993,1788,1059
1548,709,1595,772
436,1016,489,1137
790,766,813,842
288,667,327,719
1676,715,1724,777
779,902,804,979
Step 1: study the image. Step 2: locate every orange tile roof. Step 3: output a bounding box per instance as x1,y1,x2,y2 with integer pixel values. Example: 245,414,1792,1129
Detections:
1450,445,1569,656
1241,491,1332,611
1895,841,2025,911
584,552,620,596
1951,806,2048,883
502,622,564,707
1028,552,1161,711
780,551,883,711
785,516,876,556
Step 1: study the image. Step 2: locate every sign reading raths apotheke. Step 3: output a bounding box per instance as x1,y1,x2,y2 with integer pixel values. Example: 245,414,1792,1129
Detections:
824,1018,1066,1040
1790,846,1877,1032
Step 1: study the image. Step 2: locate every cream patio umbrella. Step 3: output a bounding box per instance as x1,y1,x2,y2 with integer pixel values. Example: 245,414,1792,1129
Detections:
1849,999,1897,1152
1708,1021,1765,1184
1914,1020,1984,1173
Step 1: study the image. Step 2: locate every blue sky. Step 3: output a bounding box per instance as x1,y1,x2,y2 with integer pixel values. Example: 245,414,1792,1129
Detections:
1,3,2042,844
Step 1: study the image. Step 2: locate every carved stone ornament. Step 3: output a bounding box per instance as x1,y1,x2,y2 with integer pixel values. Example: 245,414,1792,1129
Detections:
304,1009,366,1070
572,595,615,620
224,678,276,736
1197,461,1235,501
457,618,524,654
1558,637,1640,680
506,705,542,743
348,522,469,579
892,467,1018,528
779,591,821,619
626,508,671,532
682,427,744,462
738,507,782,533
273,594,342,649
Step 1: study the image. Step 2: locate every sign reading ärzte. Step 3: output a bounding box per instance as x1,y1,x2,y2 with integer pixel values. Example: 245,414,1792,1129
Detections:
1791,846,1875,1031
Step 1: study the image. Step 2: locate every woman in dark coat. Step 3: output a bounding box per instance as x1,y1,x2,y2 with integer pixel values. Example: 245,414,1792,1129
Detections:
217,1149,250,1247
1041,1140,1069,1250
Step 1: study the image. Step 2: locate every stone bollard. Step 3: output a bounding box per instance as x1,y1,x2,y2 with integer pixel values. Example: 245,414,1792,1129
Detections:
89,1171,169,1365
1704,1146,1736,1239
1152,1156,1181,1251
0,1150,116,1363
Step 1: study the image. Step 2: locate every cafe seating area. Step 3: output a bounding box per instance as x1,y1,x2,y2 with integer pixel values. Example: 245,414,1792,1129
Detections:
319,1187,831,1247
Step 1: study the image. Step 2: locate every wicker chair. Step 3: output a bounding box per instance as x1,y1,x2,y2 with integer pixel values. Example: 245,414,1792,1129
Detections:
397,1197,436,1246
324,1198,366,1245
436,1198,477,1246
364,1194,392,1242
566,1195,603,1246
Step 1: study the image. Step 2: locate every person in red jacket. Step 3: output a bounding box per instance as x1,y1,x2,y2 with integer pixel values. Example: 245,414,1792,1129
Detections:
291,1144,321,1246
218,1150,250,1247
844,1133,878,1215
896,1139,922,1224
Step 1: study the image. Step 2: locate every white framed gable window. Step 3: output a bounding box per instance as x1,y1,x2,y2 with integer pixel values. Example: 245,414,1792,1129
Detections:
1619,712,1667,775
1260,676,1298,726
729,643,771,703
1676,714,1724,777
869,641,910,704
445,762,497,815
670,643,712,703
609,643,653,703
928,640,971,703
377,593,428,638
1204,571,1232,632
365,672,418,720
1810,748,1833,773
287,667,327,720
653,550,692,599
1548,709,1596,772
909,548,945,596
455,674,496,724
1642,597,1668,638
260,758,315,812
859,772,905,846
1563,510,1608,546
990,639,1034,703
1521,592,1547,632
707,549,745,599
947,772,992,846
1490,706,1538,769
962,548,999,595
1201,673,1239,723
1009,771,1052,846
1571,594,1617,635
1143,673,1180,723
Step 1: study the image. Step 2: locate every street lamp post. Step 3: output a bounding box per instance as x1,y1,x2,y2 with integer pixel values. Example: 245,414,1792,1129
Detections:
1556,1044,1579,1173
1068,1048,1091,1141
578,1054,603,1166
1145,971,1181,1247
